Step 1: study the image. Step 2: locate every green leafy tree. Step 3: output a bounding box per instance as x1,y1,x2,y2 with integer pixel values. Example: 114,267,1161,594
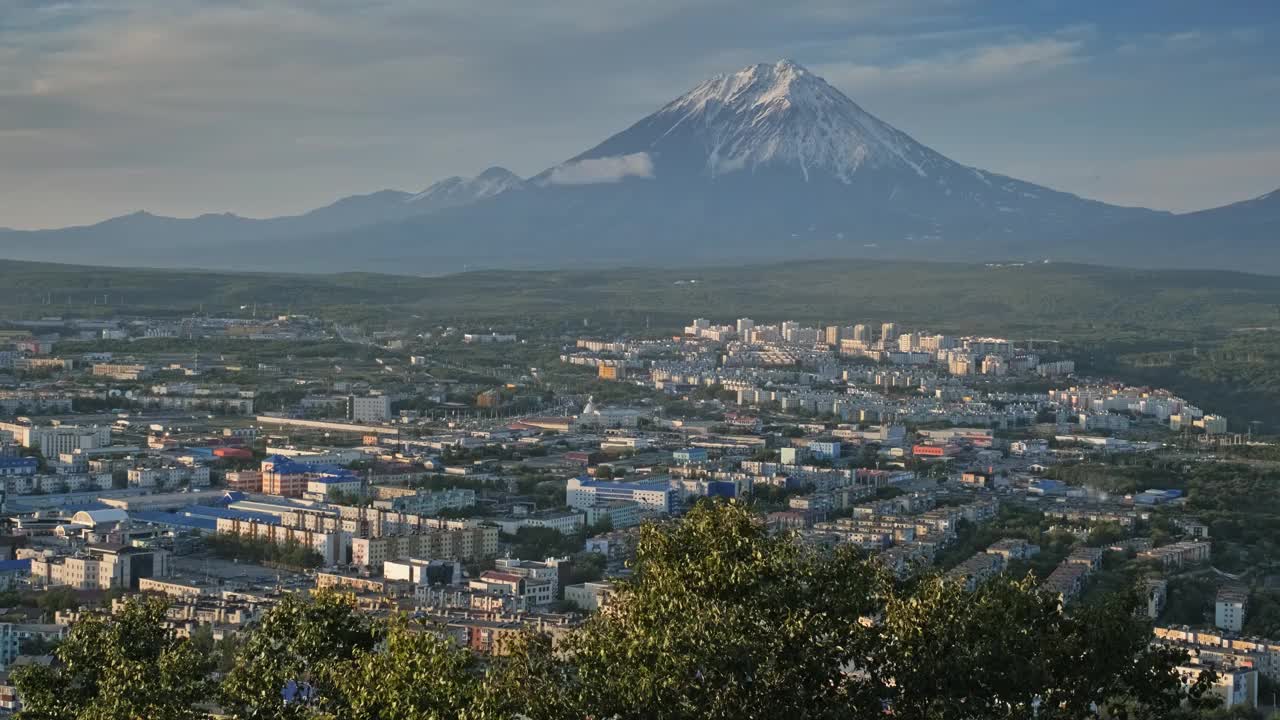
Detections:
36,587,81,615
12,597,213,720
1086,521,1127,547
878,575,1212,720
519,501,1212,720
220,591,379,720
506,526,581,560
320,616,508,720
554,500,889,719
14,504,1220,720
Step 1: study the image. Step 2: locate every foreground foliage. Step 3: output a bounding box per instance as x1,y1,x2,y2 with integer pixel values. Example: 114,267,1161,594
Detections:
16,502,1219,719
11,598,213,720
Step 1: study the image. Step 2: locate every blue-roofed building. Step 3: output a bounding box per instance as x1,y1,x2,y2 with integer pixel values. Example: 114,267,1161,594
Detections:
1029,479,1067,497
672,447,708,464
0,457,38,477
59,500,113,513
1135,488,1183,505
566,476,674,513
220,491,249,505
669,477,751,503
131,504,279,534
261,455,356,498
183,504,282,525
130,511,218,533
706,481,738,498
0,559,30,591
262,455,349,477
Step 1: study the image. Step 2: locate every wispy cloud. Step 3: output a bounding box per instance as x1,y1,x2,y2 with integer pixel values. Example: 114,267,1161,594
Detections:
547,152,655,185
815,34,1088,96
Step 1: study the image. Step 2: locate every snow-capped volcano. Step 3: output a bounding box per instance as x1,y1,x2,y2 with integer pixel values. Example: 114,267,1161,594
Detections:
556,59,963,186
648,59,946,182
5,59,1275,274
553,59,1150,230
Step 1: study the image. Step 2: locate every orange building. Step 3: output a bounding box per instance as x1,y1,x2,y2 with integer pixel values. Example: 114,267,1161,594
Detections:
225,471,263,493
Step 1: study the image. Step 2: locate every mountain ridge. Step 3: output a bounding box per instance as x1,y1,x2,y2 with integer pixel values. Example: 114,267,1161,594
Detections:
0,60,1275,273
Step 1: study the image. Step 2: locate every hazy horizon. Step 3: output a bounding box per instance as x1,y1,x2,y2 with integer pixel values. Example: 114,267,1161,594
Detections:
2,0,1278,230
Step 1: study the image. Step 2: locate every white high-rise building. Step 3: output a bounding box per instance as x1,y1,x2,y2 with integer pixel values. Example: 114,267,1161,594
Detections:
1215,587,1247,632
349,395,392,423
880,322,898,345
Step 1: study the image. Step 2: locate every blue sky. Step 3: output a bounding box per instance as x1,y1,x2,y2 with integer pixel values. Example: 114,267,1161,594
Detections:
1,0,1277,228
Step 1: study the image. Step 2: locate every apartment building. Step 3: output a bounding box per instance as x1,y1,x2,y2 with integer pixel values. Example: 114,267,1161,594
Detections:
0,623,66,671
29,545,170,591
138,577,218,599
566,476,674,514
1042,563,1089,605
470,571,554,608
1216,587,1248,633
1138,541,1212,569
1144,579,1168,620
375,488,476,516
4,472,111,495
214,517,348,566
986,538,1040,563
350,522,498,569
1155,626,1280,681
945,552,1005,592
1177,663,1258,710
495,557,567,600
0,421,110,455
128,465,211,489
350,395,392,423
565,581,616,612
580,501,642,530
495,511,585,536
384,558,462,586
91,363,151,381
328,505,451,538
225,470,264,492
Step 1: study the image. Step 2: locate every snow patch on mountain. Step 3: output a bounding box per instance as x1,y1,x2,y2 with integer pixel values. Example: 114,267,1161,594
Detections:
408,167,523,206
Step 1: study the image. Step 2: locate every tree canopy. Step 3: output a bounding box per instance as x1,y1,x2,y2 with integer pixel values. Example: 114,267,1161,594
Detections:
15,501,1221,720
12,597,213,720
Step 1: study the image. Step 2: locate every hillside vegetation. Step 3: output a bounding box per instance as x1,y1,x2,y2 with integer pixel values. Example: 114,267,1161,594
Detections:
3,259,1280,340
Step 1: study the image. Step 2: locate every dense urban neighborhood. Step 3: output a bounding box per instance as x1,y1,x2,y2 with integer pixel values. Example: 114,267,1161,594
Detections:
0,302,1275,716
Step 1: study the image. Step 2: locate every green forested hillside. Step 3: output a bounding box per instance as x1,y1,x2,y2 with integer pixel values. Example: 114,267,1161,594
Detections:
3,259,1280,340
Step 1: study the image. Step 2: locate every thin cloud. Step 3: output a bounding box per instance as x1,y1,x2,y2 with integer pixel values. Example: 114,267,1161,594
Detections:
547,153,655,185
815,35,1087,95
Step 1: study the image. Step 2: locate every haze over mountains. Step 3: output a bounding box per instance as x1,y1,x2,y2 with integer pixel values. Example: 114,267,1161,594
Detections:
1,60,1276,275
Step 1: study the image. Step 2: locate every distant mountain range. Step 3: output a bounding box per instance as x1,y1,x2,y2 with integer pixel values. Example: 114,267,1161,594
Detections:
1,60,1276,274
